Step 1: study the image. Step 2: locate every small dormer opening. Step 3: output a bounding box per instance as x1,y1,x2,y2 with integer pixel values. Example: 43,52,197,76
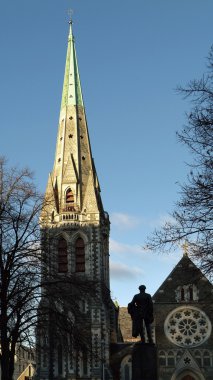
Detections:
66,188,74,203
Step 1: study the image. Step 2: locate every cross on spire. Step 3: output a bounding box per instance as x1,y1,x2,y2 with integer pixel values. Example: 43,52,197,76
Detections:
182,240,189,256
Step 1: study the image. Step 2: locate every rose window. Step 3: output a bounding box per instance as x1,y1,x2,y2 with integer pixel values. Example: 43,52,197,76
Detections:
164,306,211,347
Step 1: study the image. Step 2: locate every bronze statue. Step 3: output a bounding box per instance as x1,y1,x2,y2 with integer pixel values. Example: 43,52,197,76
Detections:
128,285,154,343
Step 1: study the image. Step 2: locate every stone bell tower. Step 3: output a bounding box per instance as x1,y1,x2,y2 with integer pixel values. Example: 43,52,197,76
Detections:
37,20,117,380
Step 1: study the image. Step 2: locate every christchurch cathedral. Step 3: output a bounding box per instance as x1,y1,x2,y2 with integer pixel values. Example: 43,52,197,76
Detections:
37,20,118,379
36,20,213,380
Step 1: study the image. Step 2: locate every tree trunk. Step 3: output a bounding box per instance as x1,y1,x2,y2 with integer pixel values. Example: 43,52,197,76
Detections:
0,278,13,380
1,344,11,380
9,338,16,380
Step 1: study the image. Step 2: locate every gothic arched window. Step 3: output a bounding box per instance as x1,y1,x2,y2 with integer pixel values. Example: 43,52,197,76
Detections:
176,351,182,364
124,364,130,380
66,188,74,203
120,355,132,380
203,350,211,366
167,351,175,366
176,285,199,302
194,350,202,366
75,238,85,272
159,351,166,366
58,238,68,273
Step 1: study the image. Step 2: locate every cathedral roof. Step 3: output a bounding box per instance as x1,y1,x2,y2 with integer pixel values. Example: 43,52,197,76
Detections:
153,254,213,303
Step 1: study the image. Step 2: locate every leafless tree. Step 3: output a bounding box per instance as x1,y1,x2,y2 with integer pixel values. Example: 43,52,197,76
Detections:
0,158,96,380
0,157,42,380
146,46,213,276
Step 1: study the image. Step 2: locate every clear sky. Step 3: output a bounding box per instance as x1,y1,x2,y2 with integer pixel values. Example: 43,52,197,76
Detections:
1,0,213,305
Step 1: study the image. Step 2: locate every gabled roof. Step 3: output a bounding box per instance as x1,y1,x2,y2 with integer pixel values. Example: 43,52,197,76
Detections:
153,254,213,303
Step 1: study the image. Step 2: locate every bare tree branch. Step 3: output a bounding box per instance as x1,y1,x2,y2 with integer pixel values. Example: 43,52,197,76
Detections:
0,158,96,380
146,46,213,277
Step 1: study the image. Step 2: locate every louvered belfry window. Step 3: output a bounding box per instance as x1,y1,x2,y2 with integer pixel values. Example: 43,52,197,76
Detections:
66,188,74,203
75,238,85,272
58,238,68,273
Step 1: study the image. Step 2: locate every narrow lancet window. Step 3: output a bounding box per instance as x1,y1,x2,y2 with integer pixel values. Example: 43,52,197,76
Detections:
58,238,68,273
189,286,193,301
66,188,74,203
75,237,85,272
203,351,211,366
124,364,130,380
159,351,166,366
83,351,88,375
167,351,175,366
58,344,63,375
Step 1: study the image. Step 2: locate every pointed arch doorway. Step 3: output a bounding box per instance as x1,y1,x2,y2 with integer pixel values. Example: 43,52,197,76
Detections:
172,369,205,380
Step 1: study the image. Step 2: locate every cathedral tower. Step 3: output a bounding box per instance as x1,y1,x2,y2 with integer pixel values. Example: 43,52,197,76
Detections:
38,20,117,379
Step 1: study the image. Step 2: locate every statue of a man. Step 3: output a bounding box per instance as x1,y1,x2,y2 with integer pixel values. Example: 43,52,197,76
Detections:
128,285,154,343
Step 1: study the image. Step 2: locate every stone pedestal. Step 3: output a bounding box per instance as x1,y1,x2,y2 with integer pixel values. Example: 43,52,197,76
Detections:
132,343,158,380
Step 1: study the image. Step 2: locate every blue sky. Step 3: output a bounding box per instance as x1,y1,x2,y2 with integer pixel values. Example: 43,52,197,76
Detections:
1,1,213,305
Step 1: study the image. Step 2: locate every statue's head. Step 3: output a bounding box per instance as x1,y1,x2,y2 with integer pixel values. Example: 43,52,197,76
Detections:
139,285,146,291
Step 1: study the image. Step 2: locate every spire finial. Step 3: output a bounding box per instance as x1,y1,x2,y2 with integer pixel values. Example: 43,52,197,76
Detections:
182,240,189,257
67,9,74,41
68,9,73,24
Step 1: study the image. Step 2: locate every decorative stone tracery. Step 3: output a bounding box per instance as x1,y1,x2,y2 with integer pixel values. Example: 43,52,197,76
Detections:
164,306,211,348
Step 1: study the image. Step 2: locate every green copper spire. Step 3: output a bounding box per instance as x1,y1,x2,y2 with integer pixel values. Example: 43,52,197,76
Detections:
60,20,83,111
43,18,103,222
